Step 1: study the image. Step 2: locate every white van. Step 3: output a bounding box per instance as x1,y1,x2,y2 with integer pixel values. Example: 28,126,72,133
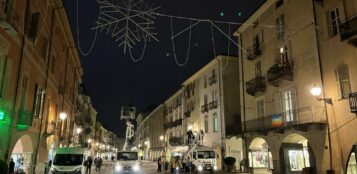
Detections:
49,147,86,174
115,151,141,173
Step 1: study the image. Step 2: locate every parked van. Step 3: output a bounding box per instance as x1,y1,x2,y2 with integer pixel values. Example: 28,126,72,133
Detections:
49,147,85,174
115,151,141,173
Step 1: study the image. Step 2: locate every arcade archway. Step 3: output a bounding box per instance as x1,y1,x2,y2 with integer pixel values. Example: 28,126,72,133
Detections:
249,137,273,174
11,135,33,174
280,134,316,174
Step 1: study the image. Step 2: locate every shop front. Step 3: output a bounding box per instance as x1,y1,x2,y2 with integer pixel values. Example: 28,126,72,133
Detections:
347,145,357,174
11,135,34,174
249,138,273,174
279,134,316,174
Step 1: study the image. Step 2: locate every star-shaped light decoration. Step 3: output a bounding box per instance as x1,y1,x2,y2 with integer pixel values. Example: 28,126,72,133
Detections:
94,0,160,54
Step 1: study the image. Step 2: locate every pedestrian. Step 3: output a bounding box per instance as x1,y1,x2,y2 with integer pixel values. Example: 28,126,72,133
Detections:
157,156,162,172
84,156,93,174
98,157,103,172
170,156,182,174
94,157,99,172
8,158,15,174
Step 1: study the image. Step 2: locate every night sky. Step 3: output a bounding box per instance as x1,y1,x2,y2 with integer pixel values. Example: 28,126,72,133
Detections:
63,0,265,137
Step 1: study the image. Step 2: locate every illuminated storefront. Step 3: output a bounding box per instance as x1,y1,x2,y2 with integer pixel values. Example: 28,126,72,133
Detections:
347,145,357,174
249,138,273,174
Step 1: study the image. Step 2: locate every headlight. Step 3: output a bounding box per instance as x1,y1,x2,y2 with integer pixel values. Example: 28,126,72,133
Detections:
214,166,218,170
176,166,179,170
133,164,140,171
115,165,123,171
197,165,203,171
74,167,82,172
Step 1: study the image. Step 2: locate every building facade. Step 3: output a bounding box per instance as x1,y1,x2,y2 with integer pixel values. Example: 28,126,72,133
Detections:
0,0,85,173
236,0,332,173
313,0,357,173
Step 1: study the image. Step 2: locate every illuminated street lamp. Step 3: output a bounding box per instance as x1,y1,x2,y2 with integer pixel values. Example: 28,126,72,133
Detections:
76,128,82,134
159,135,164,141
59,112,67,120
310,84,332,104
88,138,92,143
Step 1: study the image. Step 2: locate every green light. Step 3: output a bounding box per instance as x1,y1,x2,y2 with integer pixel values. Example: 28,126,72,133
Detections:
220,12,224,17
0,110,5,121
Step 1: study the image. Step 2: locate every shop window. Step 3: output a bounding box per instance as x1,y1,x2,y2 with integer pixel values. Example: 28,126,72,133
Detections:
249,149,273,169
347,151,357,174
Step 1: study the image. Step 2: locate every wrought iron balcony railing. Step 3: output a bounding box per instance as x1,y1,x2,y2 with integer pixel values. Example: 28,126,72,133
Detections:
244,106,326,133
246,76,266,96
349,92,357,113
201,104,208,113
246,43,262,60
340,14,357,46
16,109,33,129
208,101,218,110
267,64,293,87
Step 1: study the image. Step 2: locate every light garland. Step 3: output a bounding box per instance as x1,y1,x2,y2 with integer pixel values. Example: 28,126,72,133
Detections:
170,18,192,67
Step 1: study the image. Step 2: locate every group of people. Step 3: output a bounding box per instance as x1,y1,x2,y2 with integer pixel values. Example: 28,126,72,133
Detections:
8,158,25,174
83,156,103,174
157,156,183,174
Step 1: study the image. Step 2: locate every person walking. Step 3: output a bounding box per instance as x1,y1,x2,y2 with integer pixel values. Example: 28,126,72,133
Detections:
85,156,93,174
94,157,99,172
157,156,162,172
8,158,15,174
170,156,182,174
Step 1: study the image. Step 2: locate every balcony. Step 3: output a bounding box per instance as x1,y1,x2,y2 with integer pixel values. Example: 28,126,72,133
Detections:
0,4,20,35
44,121,56,135
246,76,266,96
246,43,262,60
184,111,191,118
16,109,33,130
267,64,293,87
201,104,208,113
340,15,357,46
349,92,357,113
244,106,326,133
208,101,218,110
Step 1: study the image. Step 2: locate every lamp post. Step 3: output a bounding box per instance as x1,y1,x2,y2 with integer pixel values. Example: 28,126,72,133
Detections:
59,112,67,146
76,128,82,145
310,84,333,172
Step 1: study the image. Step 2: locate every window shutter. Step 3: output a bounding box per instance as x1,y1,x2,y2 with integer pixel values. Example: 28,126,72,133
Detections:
338,65,351,98
335,70,342,99
32,84,39,116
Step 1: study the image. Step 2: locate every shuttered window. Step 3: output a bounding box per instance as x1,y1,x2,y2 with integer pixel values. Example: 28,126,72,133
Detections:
328,8,340,37
256,99,265,120
335,65,351,99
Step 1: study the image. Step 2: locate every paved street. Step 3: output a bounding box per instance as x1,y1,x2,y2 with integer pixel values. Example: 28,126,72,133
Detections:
87,161,235,174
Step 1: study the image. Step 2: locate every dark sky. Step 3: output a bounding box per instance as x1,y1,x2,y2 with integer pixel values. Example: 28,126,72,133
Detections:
63,0,265,137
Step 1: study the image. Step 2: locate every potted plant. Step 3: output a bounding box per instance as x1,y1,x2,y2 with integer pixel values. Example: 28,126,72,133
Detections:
224,157,236,172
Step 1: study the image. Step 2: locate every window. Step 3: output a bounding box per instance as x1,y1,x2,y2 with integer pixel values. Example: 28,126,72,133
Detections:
283,90,295,122
276,45,291,66
213,113,218,132
204,117,208,133
256,99,265,120
276,15,285,40
51,56,55,74
335,65,351,99
347,147,357,174
27,12,40,41
204,76,207,88
0,55,7,97
212,90,217,102
255,61,262,77
204,94,208,105
275,0,284,9
328,8,340,37
32,84,44,117
19,76,29,109
40,37,49,61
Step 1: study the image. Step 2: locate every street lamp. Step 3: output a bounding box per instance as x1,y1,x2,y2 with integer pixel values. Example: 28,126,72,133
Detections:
59,112,67,120
159,135,164,141
310,84,332,104
88,138,92,143
76,128,82,134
